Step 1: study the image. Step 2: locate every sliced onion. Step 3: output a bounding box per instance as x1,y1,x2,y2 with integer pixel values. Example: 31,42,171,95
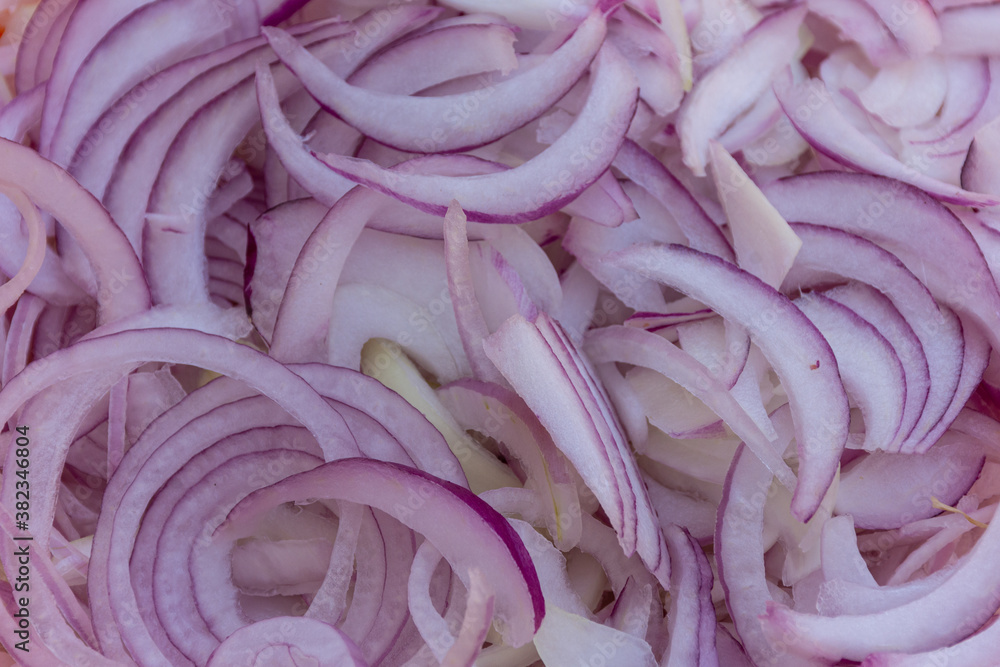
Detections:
679,6,807,176
484,312,670,586
212,457,544,646
7,0,1000,663
264,9,607,153
311,43,639,224
608,243,848,520
206,616,368,666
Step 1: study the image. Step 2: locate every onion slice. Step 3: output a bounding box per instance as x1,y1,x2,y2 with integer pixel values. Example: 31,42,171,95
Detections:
263,9,608,153
608,243,849,520
311,43,638,224
708,141,800,289
773,76,1000,207
793,291,904,452
214,457,544,646
484,313,670,587
679,6,807,176
206,616,368,666
0,138,150,322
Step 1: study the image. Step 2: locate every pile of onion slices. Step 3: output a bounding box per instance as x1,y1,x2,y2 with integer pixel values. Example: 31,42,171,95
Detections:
2,0,1000,665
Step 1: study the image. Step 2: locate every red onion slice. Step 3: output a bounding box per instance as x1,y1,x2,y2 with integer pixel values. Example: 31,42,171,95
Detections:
662,523,718,666
715,412,819,667
213,457,544,647
348,21,517,92
443,201,505,384
485,312,670,586
440,569,495,666
206,616,368,667
679,6,807,176
312,43,638,224
834,431,985,529
265,9,607,154
609,243,848,520
708,141,801,288
793,291,905,452
774,77,1000,206
265,186,378,362
903,57,990,147
784,223,963,452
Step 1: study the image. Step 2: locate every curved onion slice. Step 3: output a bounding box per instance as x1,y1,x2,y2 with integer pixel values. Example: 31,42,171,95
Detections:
443,201,505,383
793,291,904,452
263,9,607,153
10,0,1000,662
311,43,639,223
441,569,496,666
716,418,820,667
679,6,807,176
0,138,150,322
608,243,849,520
834,432,985,529
662,523,718,665
206,616,368,666
484,312,670,586
213,457,544,647
773,77,1000,207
